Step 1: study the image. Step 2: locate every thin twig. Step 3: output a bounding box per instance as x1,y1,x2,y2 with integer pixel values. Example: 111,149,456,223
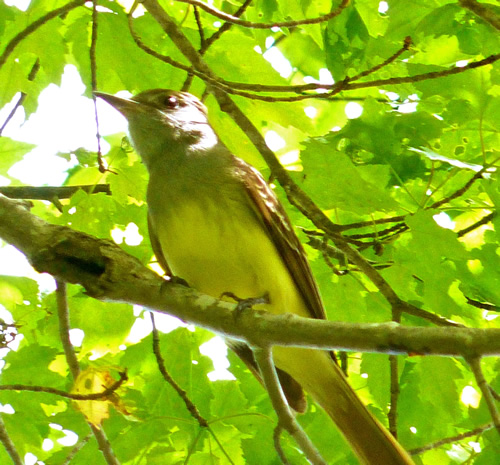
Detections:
0,373,128,400
61,434,92,465
490,386,500,402
318,235,347,275
330,236,463,327
346,54,500,92
214,53,500,102
467,357,500,434
175,0,349,29
253,347,327,465
388,270,403,438
126,14,499,102
0,414,23,465
0,184,111,200
457,212,496,237
183,0,254,90
0,58,40,136
0,0,87,71
465,296,499,312
337,216,407,232
91,1,110,174
388,356,400,438
150,313,209,428
429,169,487,210
56,280,121,465
201,0,254,51
57,281,80,378
90,1,99,92
350,36,412,81
409,422,493,455
193,6,205,48
344,223,409,242
273,424,292,465
150,314,236,464
90,424,121,465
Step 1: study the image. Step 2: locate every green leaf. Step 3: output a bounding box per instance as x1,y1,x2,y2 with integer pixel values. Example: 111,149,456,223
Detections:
0,138,35,174
301,138,399,214
67,290,135,355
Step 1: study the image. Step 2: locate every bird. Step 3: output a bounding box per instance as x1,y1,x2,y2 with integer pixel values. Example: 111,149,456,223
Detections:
95,89,414,465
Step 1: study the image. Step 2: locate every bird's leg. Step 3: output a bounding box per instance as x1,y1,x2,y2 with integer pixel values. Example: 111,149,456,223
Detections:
165,275,190,287
220,291,270,316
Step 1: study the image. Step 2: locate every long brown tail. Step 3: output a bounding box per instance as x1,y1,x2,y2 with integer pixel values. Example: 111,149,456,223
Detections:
273,346,415,465
314,362,414,464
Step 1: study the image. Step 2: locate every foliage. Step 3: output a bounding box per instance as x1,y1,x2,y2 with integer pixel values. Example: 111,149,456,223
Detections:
0,0,499,464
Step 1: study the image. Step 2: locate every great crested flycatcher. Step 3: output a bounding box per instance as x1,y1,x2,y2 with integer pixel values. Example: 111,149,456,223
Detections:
96,89,414,465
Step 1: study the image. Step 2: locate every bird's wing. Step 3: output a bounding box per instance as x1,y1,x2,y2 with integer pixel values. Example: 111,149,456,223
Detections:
233,156,326,322
148,213,173,277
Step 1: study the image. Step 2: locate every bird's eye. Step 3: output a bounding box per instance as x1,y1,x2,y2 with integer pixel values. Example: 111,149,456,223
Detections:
164,95,179,109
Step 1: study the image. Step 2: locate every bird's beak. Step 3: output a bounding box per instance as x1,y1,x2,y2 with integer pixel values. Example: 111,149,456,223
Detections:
94,91,146,116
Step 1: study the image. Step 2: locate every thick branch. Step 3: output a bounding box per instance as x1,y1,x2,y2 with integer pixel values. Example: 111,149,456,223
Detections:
0,194,499,358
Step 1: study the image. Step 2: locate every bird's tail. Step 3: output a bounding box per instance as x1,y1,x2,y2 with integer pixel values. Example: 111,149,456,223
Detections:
273,346,414,465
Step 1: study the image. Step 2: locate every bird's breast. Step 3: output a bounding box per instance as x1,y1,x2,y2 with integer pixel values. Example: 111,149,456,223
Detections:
146,178,308,317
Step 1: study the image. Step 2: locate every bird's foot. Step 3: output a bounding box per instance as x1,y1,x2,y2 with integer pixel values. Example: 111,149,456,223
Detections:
220,291,270,317
166,275,190,287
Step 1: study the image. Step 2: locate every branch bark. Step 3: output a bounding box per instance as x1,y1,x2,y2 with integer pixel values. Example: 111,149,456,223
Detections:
254,347,327,465
0,194,499,358
459,0,500,31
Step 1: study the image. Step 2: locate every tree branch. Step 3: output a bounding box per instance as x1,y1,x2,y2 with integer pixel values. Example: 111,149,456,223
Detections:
0,58,40,137
0,0,87,71
56,269,120,465
61,434,92,465
137,0,493,332
459,0,500,31
467,357,500,434
254,347,327,465
0,194,499,358
126,4,499,103
409,422,493,455
150,313,209,428
174,0,349,29
388,355,400,438
0,373,128,400
56,281,80,379
0,414,22,465
0,184,111,200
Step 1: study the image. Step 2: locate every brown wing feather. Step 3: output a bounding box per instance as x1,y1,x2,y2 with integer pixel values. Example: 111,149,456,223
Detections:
233,157,326,321
148,213,172,276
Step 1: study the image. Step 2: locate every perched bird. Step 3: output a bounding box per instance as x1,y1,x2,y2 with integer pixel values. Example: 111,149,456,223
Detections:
96,89,414,465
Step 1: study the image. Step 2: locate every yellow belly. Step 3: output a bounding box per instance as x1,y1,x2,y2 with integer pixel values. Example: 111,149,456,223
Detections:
152,195,310,320
150,186,347,440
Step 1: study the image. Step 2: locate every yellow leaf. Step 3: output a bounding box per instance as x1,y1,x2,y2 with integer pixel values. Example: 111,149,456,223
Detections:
72,368,122,428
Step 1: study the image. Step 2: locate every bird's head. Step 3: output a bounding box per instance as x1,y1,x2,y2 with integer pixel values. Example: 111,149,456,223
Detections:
95,89,219,166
